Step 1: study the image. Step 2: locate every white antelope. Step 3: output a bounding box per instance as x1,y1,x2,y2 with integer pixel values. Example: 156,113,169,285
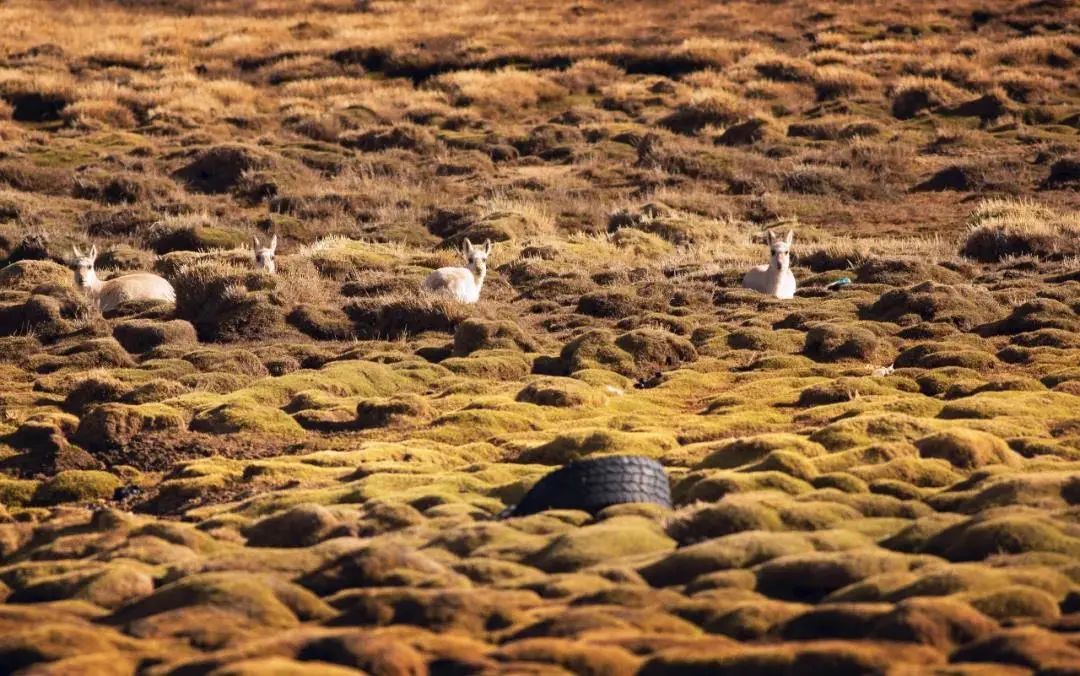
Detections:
71,245,176,313
742,229,797,299
253,234,277,273
422,238,492,304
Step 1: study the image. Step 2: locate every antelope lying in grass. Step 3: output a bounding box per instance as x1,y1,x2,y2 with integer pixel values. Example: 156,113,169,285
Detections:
742,229,796,299
253,234,277,273
71,245,175,313
422,238,492,304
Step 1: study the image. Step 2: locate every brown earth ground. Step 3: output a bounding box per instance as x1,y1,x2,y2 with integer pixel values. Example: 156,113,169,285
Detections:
1,0,1079,673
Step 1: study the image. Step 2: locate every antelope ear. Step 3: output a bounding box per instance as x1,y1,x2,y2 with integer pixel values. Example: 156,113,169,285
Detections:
463,238,474,252
252,235,261,250
72,245,82,258
269,235,277,252
484,239,492,254
89,245,98,260
766,230,775,245
785,229,794,245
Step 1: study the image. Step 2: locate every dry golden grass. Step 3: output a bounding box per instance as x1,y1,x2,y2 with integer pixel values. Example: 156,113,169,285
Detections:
430,68,567,112
888,76,969,117
987,35,1079,67
0,0,1078,673
962,199,1080,262
813,65,881,100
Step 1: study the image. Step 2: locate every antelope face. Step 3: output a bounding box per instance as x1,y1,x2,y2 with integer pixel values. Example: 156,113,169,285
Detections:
768,230,794,270
253,235,277,274
462,238,493,276
254,248,276,273
71,245,97,287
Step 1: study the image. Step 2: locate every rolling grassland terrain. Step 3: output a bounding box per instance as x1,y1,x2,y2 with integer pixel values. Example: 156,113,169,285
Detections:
0,0,1079,673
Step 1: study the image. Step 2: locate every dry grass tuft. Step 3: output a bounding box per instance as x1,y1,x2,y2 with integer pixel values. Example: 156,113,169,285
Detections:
889,77,967,119
961,199,1080,262
813,66,880,101
431,68,567,112
660,89,755,134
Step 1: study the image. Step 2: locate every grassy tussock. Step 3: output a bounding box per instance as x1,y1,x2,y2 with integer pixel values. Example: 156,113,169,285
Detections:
813,65,881,100
430,68,567,112
661,88,755,134
889,76,968,118
962,199,1080,262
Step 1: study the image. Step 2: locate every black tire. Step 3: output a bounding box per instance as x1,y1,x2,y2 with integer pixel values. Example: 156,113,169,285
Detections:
502,455,671,518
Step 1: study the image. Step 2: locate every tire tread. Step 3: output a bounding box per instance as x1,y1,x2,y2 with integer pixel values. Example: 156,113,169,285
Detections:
503,455,671,518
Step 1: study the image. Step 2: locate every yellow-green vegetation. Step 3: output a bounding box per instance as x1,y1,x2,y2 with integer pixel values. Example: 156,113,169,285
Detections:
33,470,120,504
0,0,1077,673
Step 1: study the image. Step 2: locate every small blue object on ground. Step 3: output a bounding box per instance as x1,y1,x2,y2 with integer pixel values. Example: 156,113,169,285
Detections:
825,277,852,291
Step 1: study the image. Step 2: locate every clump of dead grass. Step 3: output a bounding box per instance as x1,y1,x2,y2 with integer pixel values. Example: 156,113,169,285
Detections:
674,38,755,69
172,260,287,342
61,99,136,129
143,213,247,254
961,199,1080,262
889,77,967,119
813,65,880,101
431,68,567,112
0,70,75,122
659,88,755,135
987,35,1078,68
144,74,261,125
345,291,472,339
551,59,623,94
730,50,815,84
913,54,985,89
